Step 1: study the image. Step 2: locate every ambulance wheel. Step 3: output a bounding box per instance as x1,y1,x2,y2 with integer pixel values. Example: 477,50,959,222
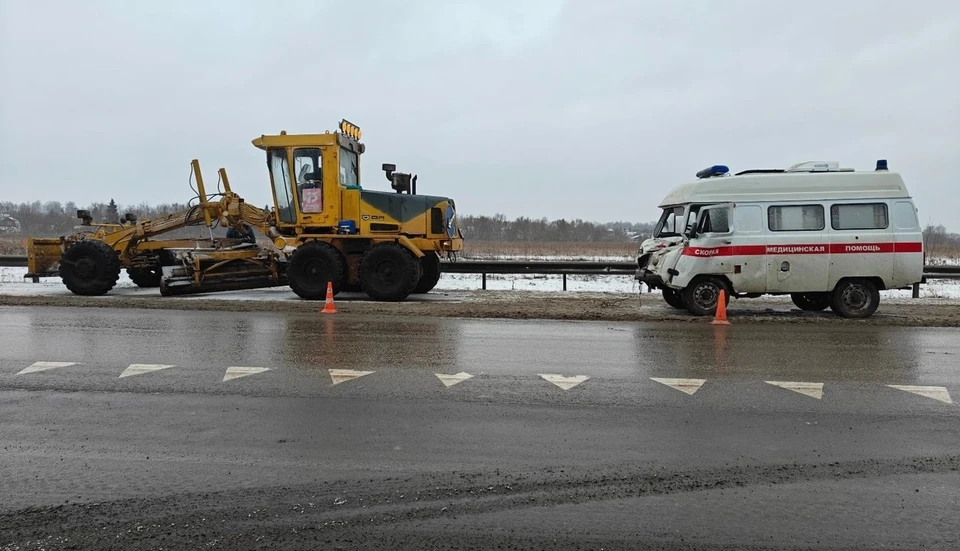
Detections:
413,253,442,294
830,279,880,319
682,276,730,316
662,288,685,309
790,292,830,311
60,240,121,296
359,242,422,302
288,241,346,300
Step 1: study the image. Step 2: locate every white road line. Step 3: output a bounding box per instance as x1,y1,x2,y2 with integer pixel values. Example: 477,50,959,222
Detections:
765,381,824,400
223,366,271,382
436,372,473,387
17,361,76,375
539,374,589,391
887,385,953,404
118,364,176,378
329,369,375,385
650,377,706,395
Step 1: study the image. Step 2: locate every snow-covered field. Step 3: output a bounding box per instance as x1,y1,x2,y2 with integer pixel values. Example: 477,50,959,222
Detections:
2,256,959,300
460,254,633,262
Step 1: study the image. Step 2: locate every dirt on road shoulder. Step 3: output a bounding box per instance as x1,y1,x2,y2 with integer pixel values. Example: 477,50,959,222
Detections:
1,291,958,327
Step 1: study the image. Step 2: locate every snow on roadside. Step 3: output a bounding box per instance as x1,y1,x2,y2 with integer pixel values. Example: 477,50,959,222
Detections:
460,254,634,262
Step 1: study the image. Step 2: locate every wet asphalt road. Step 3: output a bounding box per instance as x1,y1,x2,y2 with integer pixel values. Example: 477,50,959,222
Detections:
1,305,959,550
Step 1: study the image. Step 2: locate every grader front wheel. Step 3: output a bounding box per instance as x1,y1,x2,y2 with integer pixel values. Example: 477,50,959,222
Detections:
60,240,121,296
288,241,346,300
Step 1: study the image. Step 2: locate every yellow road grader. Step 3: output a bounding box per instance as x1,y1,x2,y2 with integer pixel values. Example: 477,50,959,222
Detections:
26,120,463,302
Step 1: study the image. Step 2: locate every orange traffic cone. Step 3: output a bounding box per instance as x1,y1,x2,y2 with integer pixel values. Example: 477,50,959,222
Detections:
321,282,337,314
711,289,731,325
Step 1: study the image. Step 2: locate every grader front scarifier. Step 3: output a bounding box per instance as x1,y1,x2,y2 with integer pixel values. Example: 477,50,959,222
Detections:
26,119,464,302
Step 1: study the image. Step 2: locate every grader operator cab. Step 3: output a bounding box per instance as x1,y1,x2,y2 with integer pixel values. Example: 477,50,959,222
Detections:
26,119,463,302
249,120,462,300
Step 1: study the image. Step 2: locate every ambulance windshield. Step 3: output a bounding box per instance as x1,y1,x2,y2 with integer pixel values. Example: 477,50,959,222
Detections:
654,206,687,237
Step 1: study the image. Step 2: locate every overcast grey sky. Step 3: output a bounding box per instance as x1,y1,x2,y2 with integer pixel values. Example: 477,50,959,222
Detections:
1,0,958,227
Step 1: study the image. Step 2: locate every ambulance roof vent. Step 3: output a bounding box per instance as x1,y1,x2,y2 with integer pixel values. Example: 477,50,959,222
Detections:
785,161,840,173
695,165,730,179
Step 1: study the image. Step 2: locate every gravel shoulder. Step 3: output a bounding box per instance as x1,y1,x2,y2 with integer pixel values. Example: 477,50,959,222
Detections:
1,290,958,327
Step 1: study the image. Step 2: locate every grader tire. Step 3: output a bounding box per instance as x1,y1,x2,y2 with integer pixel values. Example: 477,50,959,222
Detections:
127,266,162,288
412,253,442,294
339,283,362,294
359,243,421,302
60,240,121,296
288,241,346,300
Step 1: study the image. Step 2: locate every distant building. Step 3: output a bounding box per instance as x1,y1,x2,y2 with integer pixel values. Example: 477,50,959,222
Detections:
0,214,21,234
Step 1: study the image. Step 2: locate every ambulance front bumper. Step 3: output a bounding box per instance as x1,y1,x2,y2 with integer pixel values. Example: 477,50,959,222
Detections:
635,269,664,288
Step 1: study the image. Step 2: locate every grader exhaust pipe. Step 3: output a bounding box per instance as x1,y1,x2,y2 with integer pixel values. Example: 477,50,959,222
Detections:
382,163,416,195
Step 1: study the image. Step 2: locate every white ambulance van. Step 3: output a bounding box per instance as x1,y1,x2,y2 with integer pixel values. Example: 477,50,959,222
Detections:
635,160,924,319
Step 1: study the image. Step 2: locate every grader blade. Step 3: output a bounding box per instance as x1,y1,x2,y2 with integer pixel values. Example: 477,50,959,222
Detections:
25,238,64,278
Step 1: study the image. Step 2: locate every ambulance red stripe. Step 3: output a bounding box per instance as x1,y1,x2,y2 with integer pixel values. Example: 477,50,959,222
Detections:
681,242,923,257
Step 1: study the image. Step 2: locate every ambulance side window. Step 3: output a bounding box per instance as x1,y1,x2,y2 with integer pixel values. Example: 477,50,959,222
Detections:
698,206,730,234
831,203,888,230
768,205,824,231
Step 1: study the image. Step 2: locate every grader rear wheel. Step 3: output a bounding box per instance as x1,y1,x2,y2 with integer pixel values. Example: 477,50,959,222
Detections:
60,240,121,296
412,253,442,294
359,243,421,302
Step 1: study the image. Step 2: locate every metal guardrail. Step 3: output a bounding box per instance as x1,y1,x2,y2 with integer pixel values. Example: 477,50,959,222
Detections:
440,260,636,290
438,260,960,291
0,255,27,267
1,255,957,292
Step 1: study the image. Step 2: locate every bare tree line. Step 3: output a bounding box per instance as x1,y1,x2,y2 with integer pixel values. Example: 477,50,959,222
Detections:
1,201,956,259
0,201,656,242
457,214,655,243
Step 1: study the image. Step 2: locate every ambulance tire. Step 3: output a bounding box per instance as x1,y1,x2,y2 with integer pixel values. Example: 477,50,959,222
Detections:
662,288,685,309
682,276,730,317
790,292,831,311
830,279,880,319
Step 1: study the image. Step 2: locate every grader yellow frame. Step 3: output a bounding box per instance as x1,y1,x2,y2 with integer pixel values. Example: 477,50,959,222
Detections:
27,120,463,302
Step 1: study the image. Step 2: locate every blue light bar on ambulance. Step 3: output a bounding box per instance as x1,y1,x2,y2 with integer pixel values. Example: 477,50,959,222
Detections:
696,165,730,179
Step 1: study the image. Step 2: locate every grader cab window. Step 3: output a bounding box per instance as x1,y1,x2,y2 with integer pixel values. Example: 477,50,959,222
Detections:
340,148,359,188
269,149,295,224
295,148,323,214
